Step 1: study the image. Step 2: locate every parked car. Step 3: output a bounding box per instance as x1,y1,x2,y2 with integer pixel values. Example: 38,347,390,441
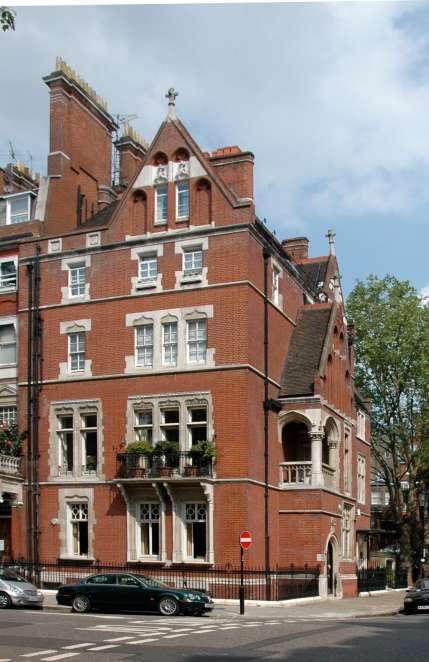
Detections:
0,568,44,609
56,572,215,616
404,578,429,613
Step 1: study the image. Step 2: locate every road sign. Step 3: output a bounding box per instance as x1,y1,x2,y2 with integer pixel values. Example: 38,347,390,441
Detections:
240,531,252,550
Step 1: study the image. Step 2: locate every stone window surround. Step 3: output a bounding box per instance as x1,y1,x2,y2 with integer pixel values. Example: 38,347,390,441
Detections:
357,454,366,504
356,410,366,441
341,503,354,561
58,486,96,561
48,398,104,482
130,243,163,295
271,256,284,311
0,316,17,380
125,391,214,452
166,482,214,564
174,237,208,289
59,319,92,379
61,255,91,305
125,305,214,375
343,423,352,496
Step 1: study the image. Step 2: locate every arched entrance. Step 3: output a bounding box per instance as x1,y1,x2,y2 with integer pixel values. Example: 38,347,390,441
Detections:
327,540,334,595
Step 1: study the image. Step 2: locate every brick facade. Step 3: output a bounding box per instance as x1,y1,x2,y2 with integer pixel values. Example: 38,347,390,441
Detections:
0,61,371,598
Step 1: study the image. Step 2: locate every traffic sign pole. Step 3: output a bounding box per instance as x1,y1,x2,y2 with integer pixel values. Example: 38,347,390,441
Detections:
239,545,245,615
239,531,252,615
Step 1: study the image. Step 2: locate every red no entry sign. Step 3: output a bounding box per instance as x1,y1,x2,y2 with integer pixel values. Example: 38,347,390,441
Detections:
240,531,252,549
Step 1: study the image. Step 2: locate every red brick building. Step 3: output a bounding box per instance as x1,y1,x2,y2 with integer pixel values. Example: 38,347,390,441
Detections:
0,61,370,597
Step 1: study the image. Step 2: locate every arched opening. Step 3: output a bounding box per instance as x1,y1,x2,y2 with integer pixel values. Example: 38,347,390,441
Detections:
323,417,339,488
152,152,168,166
173,147,190,162
132,190,147,234
281,419,311,485
195,178,211,226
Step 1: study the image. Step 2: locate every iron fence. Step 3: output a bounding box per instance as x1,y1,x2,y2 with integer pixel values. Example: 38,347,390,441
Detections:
3,560,320,602
357,563,408,592
117,451,214,479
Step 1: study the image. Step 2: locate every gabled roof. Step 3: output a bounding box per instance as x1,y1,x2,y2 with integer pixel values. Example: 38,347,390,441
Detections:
280,304,333,397
295,258,329,293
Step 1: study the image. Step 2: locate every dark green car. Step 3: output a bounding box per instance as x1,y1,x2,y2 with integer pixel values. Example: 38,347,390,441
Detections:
56,572,214,616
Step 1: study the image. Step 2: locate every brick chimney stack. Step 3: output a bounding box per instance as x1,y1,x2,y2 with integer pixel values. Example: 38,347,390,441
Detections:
209,146,254,201
43,57,118,232
115,124,148,189
281,237,309,262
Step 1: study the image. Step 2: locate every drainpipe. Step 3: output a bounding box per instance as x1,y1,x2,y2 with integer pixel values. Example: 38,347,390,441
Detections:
263,246,272,593
26,261,34,565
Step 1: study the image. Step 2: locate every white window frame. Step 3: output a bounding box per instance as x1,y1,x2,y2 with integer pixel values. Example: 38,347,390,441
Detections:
57,413,74,476
176,181,189,220
135,324,154,368
272,266,280,306
68,332,85,373
357,410,366,440
5,192,31,225
183,248,203,276
138,255,158,284
80,412,98,475
68,502,89,557
138,502,161,558
0,405,17,426
0,323,16,366
0,257,17,291
68,263,86,298
357,455,366,504
134,409,153,443
162,321,178,366
187,319,207,364
341,504,353,560
185,502,207,561
155,184,168,224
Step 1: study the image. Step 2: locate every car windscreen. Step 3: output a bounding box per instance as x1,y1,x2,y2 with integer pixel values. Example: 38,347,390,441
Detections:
133,575,169,589
0,569,27,582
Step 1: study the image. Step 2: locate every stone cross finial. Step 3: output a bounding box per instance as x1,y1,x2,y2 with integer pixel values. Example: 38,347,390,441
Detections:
166,87,178,106
326,229,336,256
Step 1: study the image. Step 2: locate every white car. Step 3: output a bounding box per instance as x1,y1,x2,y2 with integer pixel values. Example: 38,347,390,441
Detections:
0,567,44,608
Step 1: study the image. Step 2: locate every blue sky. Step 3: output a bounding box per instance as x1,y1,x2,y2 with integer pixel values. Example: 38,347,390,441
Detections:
0,2,427,296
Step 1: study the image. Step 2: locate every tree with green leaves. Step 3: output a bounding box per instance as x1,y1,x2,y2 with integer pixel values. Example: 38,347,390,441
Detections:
347,275,429,582
1,6,15,32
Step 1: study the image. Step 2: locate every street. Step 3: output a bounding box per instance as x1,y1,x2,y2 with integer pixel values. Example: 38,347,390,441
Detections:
0,608,427,661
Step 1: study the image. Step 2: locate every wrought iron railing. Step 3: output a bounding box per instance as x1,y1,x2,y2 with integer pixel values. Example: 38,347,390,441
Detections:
117,451,214,479
4,559,320,601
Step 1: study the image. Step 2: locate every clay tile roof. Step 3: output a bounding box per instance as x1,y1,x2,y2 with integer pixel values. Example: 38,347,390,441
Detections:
296,259,329,292
280,306,332,397
81,200,119,229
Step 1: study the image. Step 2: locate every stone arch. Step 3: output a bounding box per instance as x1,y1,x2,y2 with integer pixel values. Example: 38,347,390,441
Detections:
280,413,312,463
173,147,190,162
152,151,168,166
324,533,341,597
323,416,340,483
132,189,147,233
195,178,211,226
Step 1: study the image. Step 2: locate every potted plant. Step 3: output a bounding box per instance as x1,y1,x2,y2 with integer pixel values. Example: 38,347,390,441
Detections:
153,440,179,476
188,441,216,475
124,440,153,471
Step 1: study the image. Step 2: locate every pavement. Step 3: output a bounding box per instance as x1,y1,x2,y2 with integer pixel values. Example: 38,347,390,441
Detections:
40,588,406,619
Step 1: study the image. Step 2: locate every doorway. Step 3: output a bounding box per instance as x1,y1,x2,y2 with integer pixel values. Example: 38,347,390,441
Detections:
327,540,334,595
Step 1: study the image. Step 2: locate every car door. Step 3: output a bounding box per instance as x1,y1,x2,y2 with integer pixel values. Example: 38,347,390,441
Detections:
116,574,150,611
84,574,118,608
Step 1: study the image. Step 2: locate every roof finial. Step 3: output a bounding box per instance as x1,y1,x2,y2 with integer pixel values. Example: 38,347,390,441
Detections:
326,229,336,256
165,87,178,119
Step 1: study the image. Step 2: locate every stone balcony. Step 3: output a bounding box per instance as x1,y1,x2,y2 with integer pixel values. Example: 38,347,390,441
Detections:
117,451,214,480
280,461,336,489
0,454,21,476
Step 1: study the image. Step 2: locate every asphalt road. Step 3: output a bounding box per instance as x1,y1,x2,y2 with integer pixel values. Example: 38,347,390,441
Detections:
0,608,427,661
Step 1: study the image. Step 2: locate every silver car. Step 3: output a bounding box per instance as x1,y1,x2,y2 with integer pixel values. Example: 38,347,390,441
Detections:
0,567,44,608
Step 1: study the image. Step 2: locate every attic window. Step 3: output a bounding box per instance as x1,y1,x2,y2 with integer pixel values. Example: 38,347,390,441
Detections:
5,193,31,225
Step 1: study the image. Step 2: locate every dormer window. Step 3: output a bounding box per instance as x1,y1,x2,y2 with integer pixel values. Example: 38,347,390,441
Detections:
6,193,32,224
155,185,168,224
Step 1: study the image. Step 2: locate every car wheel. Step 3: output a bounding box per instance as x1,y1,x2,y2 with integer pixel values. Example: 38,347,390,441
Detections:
159,596,180,616
0,592,11,609
71,594,91,613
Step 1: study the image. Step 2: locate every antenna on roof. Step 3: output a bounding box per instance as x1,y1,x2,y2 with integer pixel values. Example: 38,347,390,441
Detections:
27,151,34,173
8,141,16,164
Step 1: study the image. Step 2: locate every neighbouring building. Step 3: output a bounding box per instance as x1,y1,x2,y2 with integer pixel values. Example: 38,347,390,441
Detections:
0,60,370,597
